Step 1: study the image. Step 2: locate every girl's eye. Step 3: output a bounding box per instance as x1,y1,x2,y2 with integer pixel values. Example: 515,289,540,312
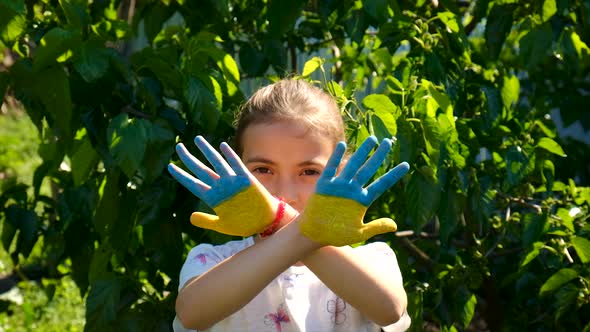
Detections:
301,169,321,176
252,167,272,175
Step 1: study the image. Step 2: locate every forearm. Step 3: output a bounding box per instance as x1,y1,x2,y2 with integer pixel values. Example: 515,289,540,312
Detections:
176,219,320,330
302,245,407,326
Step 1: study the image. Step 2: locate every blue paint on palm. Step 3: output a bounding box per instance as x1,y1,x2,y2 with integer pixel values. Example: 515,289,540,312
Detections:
315,136,410,206
167,137,252,208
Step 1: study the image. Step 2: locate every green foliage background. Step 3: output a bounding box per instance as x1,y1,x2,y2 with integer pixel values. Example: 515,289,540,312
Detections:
1,0,590,331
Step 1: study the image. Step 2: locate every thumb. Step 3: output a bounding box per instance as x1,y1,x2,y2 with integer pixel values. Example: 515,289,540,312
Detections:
361,218,398,240
190,212,220,230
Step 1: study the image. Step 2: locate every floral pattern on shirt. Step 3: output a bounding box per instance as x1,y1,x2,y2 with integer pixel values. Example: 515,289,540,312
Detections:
327,296,347,326
264,303,291,332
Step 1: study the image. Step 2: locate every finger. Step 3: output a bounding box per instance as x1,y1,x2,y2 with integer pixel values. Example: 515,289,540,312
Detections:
219,142,250,177
354,138,392,186
366,162,410,201
361,217,398,240
168,163,210,198
339,136,378,180
176,143,218,185
321,141,347,179
194,136,235,177
190,212,220,230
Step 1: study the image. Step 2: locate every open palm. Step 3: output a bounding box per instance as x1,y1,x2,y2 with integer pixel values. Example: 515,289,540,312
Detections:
168,136,278,236
300,136,409,246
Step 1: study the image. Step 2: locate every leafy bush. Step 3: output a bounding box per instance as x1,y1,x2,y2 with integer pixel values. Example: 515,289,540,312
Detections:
0,0,589,331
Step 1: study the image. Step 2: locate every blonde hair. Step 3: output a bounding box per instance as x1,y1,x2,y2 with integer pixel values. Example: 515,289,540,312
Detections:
234,79,345,155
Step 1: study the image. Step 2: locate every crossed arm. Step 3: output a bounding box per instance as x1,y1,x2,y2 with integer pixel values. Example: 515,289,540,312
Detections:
170,136,409,330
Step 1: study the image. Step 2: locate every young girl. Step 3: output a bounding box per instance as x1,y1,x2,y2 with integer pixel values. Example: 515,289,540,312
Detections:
168,79,411,331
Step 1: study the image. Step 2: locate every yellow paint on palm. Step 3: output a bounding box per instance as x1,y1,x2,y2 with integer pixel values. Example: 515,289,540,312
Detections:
299,194,398,246
190,186,275,236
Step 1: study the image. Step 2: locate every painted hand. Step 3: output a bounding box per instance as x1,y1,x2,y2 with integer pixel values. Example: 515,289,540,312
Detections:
299,136,410,246
167,136,278,236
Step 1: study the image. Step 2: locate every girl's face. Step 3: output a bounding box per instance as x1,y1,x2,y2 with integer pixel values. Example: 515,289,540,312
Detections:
241,120,335,212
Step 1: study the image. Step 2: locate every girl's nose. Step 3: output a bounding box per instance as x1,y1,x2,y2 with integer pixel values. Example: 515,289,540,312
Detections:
275,178,298,209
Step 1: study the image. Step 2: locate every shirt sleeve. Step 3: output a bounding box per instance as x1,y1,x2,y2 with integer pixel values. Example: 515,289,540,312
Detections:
353,241,404,285
178,238,254,291
354,242,411,331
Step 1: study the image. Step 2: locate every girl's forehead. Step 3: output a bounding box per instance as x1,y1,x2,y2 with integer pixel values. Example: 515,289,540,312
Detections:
241,121,335,162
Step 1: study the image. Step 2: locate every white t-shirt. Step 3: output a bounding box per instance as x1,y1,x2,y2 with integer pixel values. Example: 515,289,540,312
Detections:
174,237,411,332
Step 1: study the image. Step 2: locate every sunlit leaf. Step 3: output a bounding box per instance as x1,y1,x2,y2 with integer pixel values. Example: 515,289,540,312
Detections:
437,11,460,33
34,27,82,71
542,0,557,22
539,268,578,296
363,94,399,138
571,236,590,264
501,75,519,109
460,292,477,328
520,242,544,269
302,57,324,77
536,137,566,157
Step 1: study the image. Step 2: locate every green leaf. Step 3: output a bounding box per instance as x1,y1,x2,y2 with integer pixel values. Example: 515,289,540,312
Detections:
1,212,17,253
59,0,89,27
485,4,516,59
363,0,389,24
423,80,453,118
131,48,182,95
505,145,529,186
501,75,519,109
94,171,121,239
34,27,82,71
541,159,555,191
407,169,440,230
301,57,324,77
0,8,26,43
460,293,477,328
5,205,39,258
73,41,112,82
184,76,221,132
88,242,112,283
520,242,544,269
437,11,460,33
267,0,306,37
542,0,557,22
71,133,99,187
0,0,26,14
0,71,7,101
107,114,149,178
482,86,502,127
571,236,590,264
363,94,399,138
539,268,578,296
519,23,553,69
345,9,369,44
142,120,175,182
522,213,548,247
536,137,566,157
438,187,461,245
86,277,122,327
216,53,240,96
239,44,268,76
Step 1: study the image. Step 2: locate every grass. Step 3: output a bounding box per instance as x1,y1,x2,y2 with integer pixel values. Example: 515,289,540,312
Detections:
0,108,85,331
